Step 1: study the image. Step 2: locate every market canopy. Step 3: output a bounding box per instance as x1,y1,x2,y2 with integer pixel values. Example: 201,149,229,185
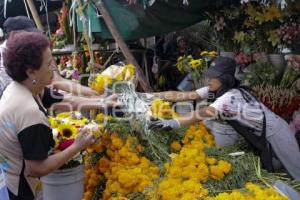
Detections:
78,0,240,40
0,0,62,27
1,0,240,40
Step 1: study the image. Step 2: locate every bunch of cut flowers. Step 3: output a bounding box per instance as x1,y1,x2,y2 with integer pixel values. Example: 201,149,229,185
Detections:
90,64,135,93
48,112,101,168
176,51,217,88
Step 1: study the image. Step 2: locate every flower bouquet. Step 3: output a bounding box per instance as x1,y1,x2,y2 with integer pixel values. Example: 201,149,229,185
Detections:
176,51,217,89
90,64,135,94
48,111,101,168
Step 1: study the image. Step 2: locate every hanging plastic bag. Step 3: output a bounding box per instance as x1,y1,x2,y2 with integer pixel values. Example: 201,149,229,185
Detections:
0,166,9,200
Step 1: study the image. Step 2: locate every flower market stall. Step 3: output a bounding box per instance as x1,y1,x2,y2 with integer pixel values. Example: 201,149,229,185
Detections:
1,0,300,200
39,0,300,199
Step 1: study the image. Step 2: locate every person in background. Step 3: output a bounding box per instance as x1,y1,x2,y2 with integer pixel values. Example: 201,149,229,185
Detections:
150,56,300,181
159,36,191,90
0,16,98,98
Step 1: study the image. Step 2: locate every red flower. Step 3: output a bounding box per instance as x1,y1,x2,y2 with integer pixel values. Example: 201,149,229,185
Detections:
58,139,75,151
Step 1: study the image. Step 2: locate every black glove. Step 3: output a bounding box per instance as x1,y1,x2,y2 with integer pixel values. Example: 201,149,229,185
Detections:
148,119,180,131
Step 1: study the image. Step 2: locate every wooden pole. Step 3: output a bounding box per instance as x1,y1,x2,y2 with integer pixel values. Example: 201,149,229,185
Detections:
26,0,44,30
92,0,153,92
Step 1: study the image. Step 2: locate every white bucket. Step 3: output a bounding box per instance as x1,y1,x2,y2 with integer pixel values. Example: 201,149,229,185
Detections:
41,165,84,200
0,167,9,200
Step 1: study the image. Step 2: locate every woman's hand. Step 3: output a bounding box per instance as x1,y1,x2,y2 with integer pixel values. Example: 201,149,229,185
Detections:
103,94,123,108
72,127,95,151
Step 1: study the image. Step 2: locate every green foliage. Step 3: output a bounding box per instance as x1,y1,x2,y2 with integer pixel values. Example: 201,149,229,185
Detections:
204,142,300,195
242,61,276,86
126,192,146,200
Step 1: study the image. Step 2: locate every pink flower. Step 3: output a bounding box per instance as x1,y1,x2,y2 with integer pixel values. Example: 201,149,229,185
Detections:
55,28,65,36
58,139,75,151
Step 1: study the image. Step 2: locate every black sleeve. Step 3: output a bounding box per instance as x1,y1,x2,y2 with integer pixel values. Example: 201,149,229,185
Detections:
18,124,55,160
41,87,64,108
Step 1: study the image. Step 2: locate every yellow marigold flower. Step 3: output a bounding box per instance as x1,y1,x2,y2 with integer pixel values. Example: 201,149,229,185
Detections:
209,165,225,180
98,157,110,173
218,160,231,174
206,157,217,165
58,123,78,139
170,141,182,152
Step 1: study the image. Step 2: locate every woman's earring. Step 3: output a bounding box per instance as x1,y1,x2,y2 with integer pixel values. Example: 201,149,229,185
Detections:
32,79,37,85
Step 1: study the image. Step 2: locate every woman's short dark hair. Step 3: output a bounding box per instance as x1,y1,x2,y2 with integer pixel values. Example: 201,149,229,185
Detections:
4,31,50,82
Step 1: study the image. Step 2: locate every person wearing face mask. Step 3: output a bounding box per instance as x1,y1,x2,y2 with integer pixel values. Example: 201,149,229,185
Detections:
150,56,300,181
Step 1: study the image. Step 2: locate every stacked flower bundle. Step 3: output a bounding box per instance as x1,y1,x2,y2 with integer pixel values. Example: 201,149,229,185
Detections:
82,118,294,200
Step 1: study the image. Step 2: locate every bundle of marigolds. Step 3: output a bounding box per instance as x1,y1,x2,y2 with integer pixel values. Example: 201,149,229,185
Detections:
83,129,160,199
158,123,231,200
90,64,135,93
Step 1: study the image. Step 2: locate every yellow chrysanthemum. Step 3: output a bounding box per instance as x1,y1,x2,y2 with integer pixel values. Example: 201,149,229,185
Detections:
58,123,79,139
170,141,182,152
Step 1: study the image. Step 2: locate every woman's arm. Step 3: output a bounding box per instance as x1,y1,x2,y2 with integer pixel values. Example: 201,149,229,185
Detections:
177,106,217,127
51,71,99,97
49,94,121,112
149,106,218,129
152,91,201,102
25,129,94,177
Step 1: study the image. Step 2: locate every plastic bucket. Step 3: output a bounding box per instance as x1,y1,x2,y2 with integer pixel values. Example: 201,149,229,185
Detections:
41,165,84,200
0,167,9,200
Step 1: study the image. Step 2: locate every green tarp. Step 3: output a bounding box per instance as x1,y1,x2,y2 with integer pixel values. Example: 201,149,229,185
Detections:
77,0,240,40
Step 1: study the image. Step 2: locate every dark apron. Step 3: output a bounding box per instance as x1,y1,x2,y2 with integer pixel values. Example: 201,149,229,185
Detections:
224,88,276,172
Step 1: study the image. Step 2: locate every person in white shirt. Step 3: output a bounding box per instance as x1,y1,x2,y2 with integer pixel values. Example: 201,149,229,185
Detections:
0,16,98,98
150,56,300,180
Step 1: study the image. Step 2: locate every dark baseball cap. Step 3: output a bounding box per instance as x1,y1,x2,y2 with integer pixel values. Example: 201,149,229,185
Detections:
204,56,236,78
3,16,43,34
